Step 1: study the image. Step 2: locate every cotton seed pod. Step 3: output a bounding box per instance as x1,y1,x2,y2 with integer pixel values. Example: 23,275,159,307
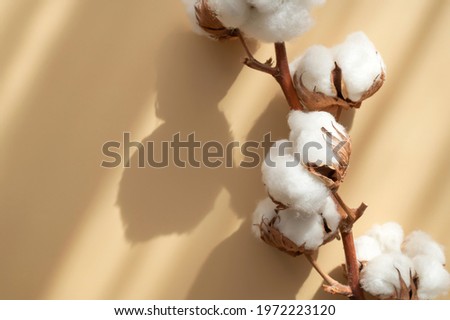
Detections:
257,210,340,257
292,32,386,112
294,63,385,113
304,123,351,191
194,0,238,40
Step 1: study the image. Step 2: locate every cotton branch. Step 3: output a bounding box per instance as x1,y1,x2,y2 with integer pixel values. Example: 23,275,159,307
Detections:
238,31,367,299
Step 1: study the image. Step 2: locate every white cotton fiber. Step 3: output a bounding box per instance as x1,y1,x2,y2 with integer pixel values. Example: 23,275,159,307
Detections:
207,0,251,28
360,253,414,298
275,209,325,250
355,235,382,262
287,110,348,167
402,231,446,265
251,197,277,238
366,222,404,253
294,45,336,97
332,32,386,101
239,0,324,43
321,196,341,233
261,139,330,215
247,0,283,13
413,255,450,300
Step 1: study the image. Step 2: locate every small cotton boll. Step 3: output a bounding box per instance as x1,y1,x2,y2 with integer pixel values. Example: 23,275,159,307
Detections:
240,1,315,43
366,222,404,253
287,110,348,166
261,140,330,215
321,196,340,233
295,45,336,97
275,210,325,250
403,231,446,265
360,253,414,298
207,0,251,28
355,235,382,262
251,198,277,238
333,32,385,102
413,255,450,300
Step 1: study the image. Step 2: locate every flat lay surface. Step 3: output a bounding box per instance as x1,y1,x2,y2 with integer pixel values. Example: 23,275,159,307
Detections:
0,0,449,299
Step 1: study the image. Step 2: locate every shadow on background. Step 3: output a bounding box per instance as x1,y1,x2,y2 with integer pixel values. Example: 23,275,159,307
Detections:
186,95,313,299
0,1,173,299
117,32,250,241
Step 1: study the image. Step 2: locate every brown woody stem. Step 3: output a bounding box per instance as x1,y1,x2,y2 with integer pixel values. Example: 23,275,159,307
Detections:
273,43,303,110
237,31,303,110
340,229,365,299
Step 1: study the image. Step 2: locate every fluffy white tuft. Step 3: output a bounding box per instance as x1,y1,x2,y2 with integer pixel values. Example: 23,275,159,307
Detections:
275,209,325,249
207,0,251,27
355,235,383,262
294,45,336,97
287,110,348,167
402,231,446,265
247,0,283,13
413,255,450,300
321,196,341,233
251,197,277,238
360,253,414,298
261,139,330,215
239,0,324,43
333,32,385,101
366,222,404,253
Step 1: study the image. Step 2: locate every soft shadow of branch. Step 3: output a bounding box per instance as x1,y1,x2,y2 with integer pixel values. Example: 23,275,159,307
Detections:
117,32,253,241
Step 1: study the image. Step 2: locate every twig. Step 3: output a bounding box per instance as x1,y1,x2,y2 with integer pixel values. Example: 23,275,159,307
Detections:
340,229,365,299
305,254,352,297
237,31,303,110
332,192,367,300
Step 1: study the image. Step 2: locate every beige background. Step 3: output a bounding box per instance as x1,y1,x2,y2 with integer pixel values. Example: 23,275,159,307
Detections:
0,0,449,299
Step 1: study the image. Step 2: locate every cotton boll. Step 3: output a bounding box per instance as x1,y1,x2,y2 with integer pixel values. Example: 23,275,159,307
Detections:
288,110,348,167
240,1,316,43
360,253,414,299
403,231,446,265
294,45,336,97
413,255,450,300
275,210,325,250
355,235,382,262
333,32,385,102
261,140,330,215
251,198,277,238
321,196,340,233
366,222,404,253
207,0,251,28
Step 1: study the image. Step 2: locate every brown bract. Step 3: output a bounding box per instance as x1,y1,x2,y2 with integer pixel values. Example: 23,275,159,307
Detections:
294,63,385,113
305,124,351,191
195,0,238,40
390,270,419,300
257,215,339,257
